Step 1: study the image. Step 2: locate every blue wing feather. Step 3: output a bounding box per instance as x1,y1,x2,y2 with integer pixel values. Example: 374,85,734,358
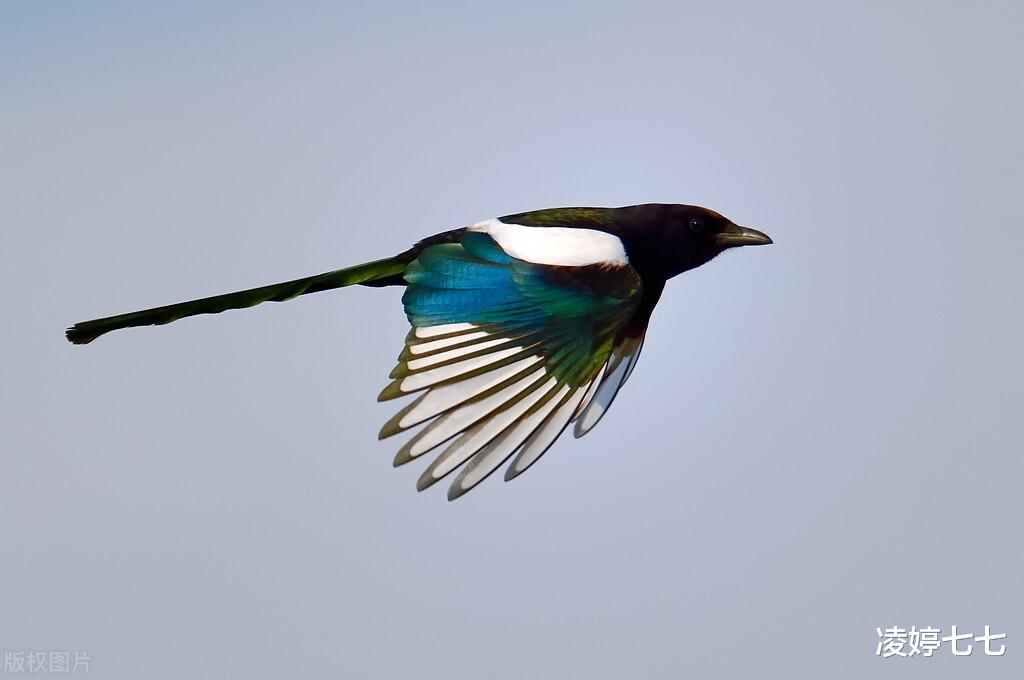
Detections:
402,233,641,382
381,230,646,497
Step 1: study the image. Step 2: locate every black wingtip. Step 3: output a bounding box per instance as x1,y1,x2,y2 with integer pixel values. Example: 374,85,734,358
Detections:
65,324,96,345
446,484,469,502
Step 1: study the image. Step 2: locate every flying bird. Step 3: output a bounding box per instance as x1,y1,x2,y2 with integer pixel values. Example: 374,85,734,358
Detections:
67,204,772,499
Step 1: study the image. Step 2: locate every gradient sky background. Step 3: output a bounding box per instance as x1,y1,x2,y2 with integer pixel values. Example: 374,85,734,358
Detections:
3,2,1022,678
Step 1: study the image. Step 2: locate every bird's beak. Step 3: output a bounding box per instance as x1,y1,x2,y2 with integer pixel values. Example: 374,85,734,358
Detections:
716,224,773,248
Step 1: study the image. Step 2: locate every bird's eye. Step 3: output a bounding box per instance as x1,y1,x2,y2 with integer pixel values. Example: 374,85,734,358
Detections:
689,217,704,232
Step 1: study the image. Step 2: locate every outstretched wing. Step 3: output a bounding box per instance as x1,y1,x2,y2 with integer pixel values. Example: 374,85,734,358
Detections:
378,227,645,499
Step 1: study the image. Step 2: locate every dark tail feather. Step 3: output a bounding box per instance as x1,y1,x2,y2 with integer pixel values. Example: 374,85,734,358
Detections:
66,251,413,345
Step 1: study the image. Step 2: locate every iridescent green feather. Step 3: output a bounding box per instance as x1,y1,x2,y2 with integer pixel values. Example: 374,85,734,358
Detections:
401,232,642,387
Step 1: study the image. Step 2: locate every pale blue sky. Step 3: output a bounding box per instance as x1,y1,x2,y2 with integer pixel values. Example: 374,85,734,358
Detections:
2,2,1022,678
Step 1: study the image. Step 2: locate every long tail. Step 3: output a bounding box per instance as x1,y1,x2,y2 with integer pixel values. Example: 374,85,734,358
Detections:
66,251,415,345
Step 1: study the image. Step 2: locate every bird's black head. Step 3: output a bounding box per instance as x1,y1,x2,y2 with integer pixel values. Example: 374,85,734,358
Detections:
616,203,773,280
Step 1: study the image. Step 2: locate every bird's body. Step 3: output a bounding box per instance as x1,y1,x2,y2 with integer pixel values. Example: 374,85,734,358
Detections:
67,204,771,499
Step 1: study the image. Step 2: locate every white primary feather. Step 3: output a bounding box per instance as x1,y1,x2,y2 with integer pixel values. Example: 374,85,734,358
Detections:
449,383,571,497
408,330,490,355
506,385,589,479
405,336,509,371
397,365,547,458
398,345,527,393
571,363,607,422
573,338,643,437
414,322,477,339
419,377,559,487
394,356,542,432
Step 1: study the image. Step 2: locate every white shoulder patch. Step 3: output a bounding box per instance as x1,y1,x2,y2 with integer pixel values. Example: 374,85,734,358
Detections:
468,218,628,267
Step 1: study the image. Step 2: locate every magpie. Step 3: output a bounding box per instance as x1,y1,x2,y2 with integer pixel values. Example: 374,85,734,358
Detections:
67,204,772,499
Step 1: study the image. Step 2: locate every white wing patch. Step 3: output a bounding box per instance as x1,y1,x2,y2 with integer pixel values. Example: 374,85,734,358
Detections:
468,218,628,267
